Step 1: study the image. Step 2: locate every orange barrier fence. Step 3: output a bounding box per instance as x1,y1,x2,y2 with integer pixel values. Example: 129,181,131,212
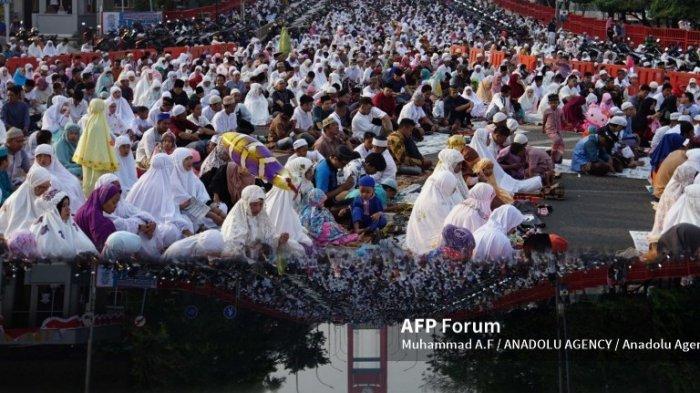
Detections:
6,43,237,74
492,0,700,48
163,0,243,20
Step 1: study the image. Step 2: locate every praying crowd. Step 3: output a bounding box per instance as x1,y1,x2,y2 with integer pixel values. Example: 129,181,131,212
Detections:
0,0,699,273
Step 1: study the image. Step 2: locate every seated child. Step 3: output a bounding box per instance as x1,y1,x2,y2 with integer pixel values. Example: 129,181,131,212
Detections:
299,188,359,246
351,176,387,235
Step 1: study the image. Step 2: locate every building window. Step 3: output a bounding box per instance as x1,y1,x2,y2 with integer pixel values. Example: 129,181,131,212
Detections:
45,0,73,14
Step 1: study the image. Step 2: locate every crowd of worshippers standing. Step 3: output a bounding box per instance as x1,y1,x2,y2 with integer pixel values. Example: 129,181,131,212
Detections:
0,1,699,263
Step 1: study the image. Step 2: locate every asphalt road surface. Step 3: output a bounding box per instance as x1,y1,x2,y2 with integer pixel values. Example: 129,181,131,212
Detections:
520,128,653,252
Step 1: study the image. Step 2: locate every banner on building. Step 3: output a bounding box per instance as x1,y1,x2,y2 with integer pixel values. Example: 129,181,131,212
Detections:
101,11,163,33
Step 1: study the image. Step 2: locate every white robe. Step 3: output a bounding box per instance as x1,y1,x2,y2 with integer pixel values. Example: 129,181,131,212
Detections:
472,205,524,262
30,189,97,258
31,144,85,213
163,229,224,261
125,153,194,233
405,171,458,255
244,83,270,126
0,167,52,236
469,128,542,194
221,185,303,256
114,135,138,194
443,183,495,234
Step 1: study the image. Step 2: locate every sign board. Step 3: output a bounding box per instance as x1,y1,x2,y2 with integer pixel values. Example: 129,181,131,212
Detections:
101,11,163,34
96,266,157,289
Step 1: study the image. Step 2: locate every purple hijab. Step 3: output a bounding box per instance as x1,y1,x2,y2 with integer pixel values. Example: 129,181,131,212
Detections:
75,184,120,251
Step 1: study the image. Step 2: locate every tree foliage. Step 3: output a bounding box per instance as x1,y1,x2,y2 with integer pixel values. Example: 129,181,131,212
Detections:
429,284,700,393
101,290,328,390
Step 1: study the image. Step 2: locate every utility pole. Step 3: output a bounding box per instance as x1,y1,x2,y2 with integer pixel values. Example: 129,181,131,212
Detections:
83,264,97,393
3,1,10,45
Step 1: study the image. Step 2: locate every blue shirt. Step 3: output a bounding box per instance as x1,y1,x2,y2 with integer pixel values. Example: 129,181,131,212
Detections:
1,101,30,131
314,159,338,193
351,195,386,231
571,135,610,172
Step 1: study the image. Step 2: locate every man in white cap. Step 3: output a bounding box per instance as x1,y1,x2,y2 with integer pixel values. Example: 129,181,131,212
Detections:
686,78,699,101
211,96,238,135
169,104,215,150
367,135,396,183
651,113,688,153
619,101,639,147
286,138,325,168
203,95,223,123
497,132,529,180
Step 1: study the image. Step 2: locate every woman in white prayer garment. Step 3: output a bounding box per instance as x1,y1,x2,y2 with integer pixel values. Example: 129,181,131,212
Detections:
405,170,458,255
30,188,97,258
472,204,524,262
221,185,304,257
31,144,85,212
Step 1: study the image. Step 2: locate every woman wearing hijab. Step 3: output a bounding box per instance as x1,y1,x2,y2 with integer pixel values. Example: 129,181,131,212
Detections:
170,148,227,228
425,224,476,262
434,148,469,203
661,179,700,235
41,96,72,140
32,144,85,212
42,40,59,58
472,158,514,207
651,223,700,260
95,69,114,95
105,86,135,127
472,204,525,262
443,182,495,233
244,83,271,126
114,135,138,194
518,86,542,124
74,183,121,251
134,70,156,107
285,157,315,211
221,184,300,256
562,94,587,132
462,86,486,118
30,188,97,258
264,172,314,251
476,76,493,107
469,128,542,194
649,165,698,243
94,174,180,258
141,81,162,110
163,229,225,262
73,99,119,195
599,92,614,117
299,188,358,246
126,153,194,236
0,166,52,236
406,170,458,255
101,231,142,260
54,124,82,177
12,66,27,87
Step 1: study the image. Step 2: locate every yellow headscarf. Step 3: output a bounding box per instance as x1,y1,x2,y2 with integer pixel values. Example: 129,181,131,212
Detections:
472,158,514,204
73,99,119,172
447,135,466,150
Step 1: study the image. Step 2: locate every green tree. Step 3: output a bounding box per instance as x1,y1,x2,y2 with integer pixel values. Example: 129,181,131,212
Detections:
429,284,700,393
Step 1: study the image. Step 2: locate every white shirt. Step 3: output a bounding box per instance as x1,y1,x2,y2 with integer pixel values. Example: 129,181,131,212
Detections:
371,149,397,184
397,102,426,124
362,85,379,98
202,106,220,122
287,150,325,167
351,107,386,140
69,100,88,122
187,113,210,128
132,117,153,137
292,106,314,132
211,110,237,134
